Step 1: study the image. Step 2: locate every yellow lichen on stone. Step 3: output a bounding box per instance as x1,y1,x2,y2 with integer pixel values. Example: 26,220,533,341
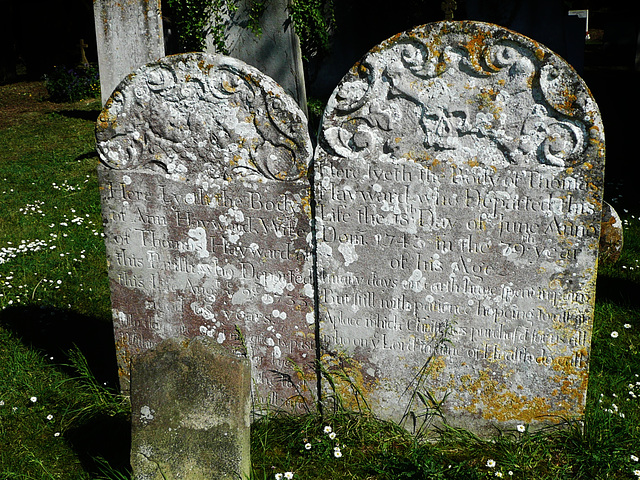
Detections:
300,192,312,219
320,352,378,412
458,369,555,422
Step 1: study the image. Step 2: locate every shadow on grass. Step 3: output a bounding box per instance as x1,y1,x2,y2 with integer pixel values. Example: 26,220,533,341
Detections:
0,305,132,474
0,305,118,387
76,150,99,162
57,109,101,122
596,274,640,309
64,412,132,476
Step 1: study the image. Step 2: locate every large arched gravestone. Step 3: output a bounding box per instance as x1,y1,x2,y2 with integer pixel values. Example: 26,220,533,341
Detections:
96,53,316,409
314,21,605,433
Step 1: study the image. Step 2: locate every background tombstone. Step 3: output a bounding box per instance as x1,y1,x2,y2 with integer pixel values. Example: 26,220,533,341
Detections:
314,21,605,434
599,201,623,265
93,0,165,105
96,52,315,410
205,0,307,112
130,337,251,480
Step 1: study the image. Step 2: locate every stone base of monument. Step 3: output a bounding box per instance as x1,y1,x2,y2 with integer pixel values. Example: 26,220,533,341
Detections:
130,337,251,480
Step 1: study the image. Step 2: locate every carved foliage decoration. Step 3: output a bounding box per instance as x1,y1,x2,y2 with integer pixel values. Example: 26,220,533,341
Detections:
96,53,311,182
321,22,604,170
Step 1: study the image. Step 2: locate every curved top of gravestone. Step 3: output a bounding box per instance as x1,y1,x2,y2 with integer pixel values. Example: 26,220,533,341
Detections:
319,21,604,172
96,53,311,182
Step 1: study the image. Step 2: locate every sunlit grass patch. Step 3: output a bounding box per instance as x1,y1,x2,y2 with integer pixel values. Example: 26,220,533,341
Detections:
0,97,110,319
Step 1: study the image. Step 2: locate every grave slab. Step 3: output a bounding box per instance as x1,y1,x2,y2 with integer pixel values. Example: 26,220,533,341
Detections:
96,53,315,410
93,0,165,105
314,21,605,434
130,336,251,480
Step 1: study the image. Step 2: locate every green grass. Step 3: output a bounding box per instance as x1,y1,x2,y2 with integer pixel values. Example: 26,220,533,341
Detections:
1,81,640,479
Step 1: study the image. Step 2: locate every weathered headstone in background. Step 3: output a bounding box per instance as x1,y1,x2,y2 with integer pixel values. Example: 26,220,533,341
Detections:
130,336,251,480
599,201,623,265
205,0,307,112
315,21,605,433
93,0,165,105
96,53,315,409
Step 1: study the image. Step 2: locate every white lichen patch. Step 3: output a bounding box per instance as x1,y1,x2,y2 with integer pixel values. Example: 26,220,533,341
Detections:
231,288,252,305
227,206,245,222
192,302,215,321
317,242,332,258
403,269,427,293
140,405,154,423
186,227,209,258
226,231,241,244
303,283,314,298
199,325,216,337
260,273,288,295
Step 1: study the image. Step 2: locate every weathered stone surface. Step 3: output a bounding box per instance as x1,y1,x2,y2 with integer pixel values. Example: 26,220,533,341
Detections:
97,53,315,409
314,21,605,433
130,337,251,480
93,0,165,105
599,201,623,265
206,0,307,111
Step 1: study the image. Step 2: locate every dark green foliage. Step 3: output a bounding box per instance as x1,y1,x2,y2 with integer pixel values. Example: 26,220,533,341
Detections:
163,0,335,61
289,0,335,61
43,65,100,102
164,0,238,53
364,443,485,480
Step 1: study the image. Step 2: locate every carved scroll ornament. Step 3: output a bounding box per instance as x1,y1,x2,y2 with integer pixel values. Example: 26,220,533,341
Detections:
321,22,604,170
96,53,311,182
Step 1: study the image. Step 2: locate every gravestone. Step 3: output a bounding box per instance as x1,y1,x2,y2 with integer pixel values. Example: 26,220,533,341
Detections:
599,201,623,265
315,21,605,433
96,53,315,410
78,39,90,67
93,0,165,105
130,336,251,480
206,0,307,112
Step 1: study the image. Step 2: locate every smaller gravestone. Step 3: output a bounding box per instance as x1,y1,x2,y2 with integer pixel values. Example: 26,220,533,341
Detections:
599,201,623,265
130,337,251,480
93,0,165,104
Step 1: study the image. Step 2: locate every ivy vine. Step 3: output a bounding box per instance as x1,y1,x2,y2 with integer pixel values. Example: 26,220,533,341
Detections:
289,0,335,61
163,0,335,61
163,0,238,54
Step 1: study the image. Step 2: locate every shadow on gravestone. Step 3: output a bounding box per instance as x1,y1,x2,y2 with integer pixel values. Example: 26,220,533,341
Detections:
204,0,307,113
313,21,605,435
96,53,316,412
